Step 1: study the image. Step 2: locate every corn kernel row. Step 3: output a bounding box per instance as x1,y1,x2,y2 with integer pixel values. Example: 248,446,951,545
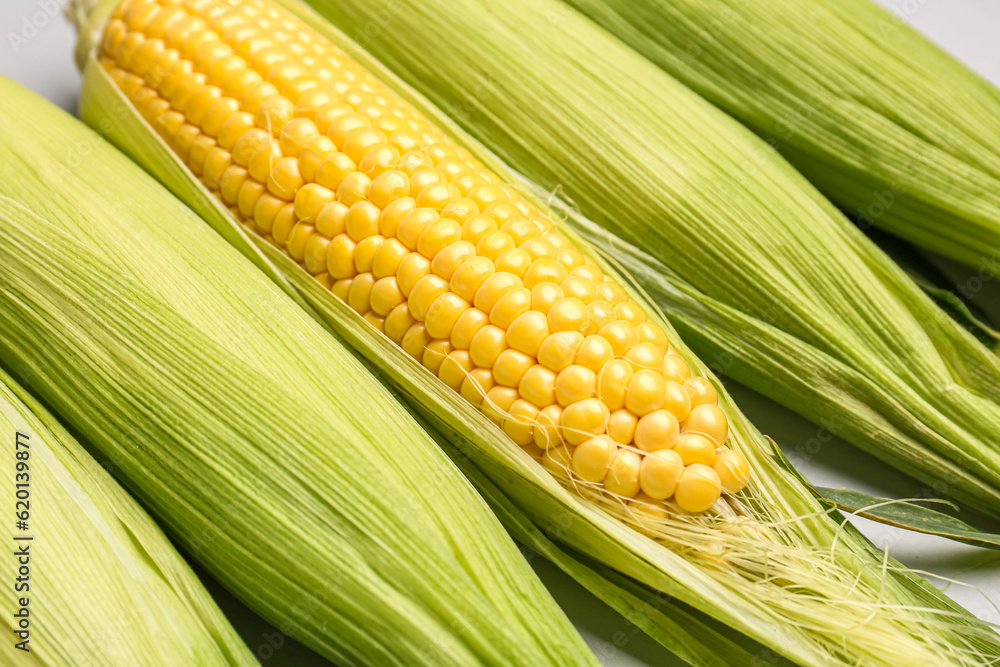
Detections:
99,0,749,516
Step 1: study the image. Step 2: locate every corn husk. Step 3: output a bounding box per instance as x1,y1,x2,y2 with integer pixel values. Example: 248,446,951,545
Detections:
566,0,1000,276
0,77,597,667
293,0,1000,523
0,367,254,666
73,3,1000,665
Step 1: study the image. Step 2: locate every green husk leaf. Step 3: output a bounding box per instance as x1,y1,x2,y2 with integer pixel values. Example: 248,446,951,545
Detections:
811,488,1000,552
564,0,1000,277
76,5,1000,665
0,366,255,666
295,0,1000,525
0,78,594,667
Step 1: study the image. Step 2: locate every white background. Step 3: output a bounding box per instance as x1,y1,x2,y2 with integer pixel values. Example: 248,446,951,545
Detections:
1,1,999,665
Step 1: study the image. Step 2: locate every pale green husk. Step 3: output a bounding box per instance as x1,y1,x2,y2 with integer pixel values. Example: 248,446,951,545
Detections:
296,0,1000,523
0,368,254,667
74,3,1000,665
566,0,1000,276
0,78,596,667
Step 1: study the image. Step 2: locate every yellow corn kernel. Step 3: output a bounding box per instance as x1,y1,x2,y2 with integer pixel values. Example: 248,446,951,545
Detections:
675,464,722,513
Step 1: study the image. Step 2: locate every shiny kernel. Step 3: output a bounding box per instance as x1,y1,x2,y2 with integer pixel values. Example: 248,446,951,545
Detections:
572,263,604,285
347,272,375,315
561,276,598,304
494,248,532,279
425,293,471,340
615,301,646,327
248,139,281,182
663,355,692,384
255,96,294,133
326,234,357,279
441,197,480,224
385,304,415,344
597,359,634,411
271,205,297,246
548,298,590,333
218,112,255,150
476,231,516,263
409,168,444,198
237,179,266,219
597,280,629,306
533,404,564,450
314,152,356,191
354,235,385,274
506,311,549,357
640,449,684,500
397,208,440,250
417,219,462,260
231,127,271,168
503,399,540,446
635,410,680,453
278,117,318,157
572,436,616,483
575,335,615,374
469,185,510,211
675,465,722,513
363,311,386,333
294,183,336,223
367,171,410,209
482,386,519,426
460,368,495,406
560,398,609,445
328,112,372,149
370,277,405,316
626,370,667,417
662,382,692,423
430,241,476,281
342,127,387,164
346,201,380,241
607,409,638,444
451,308,489,350
372,239,408,278
555,365,598,407
520,237,557,262
286,222,314,262
304,232,331,275
267,157,303,200
538,331,585,373
401,324,432,360
684,404,729,447
252,192,284,235
462,215,498,245
314,102,354,136
359,145,401,179
493,349,535,387
599,321,640,357
490,287,531,329
454,173,489,197
416,183,460,210
625,342,665,372
337,171,371,207
605,449,642,498
470,325,507,369
408,275,450,321
200,96,239,136
315,201,349,237
531,283,564,314
542,445,574,475
219,165,248,205
675,433,717,466
397,252,431,296
472,272,521,313
713,448,750,494
684,377,719,408
379,198,416,238
519,365,557,408
500,218,541,246
421,340,453,375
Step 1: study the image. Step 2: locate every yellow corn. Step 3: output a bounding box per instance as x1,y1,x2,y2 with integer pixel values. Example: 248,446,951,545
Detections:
97,0,749,514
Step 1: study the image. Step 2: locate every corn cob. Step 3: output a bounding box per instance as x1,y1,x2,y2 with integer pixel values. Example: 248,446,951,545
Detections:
296,0,1000,522
89,0,749,515
71,1,1000,665
0,367,254,666
566,0,1000,276
0,77,597,667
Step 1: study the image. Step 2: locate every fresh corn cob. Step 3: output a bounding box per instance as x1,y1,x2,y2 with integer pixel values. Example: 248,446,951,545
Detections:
0,77,597,667
88,0,749,514
0,367,254,666
72,0,1000,664
566,0,1000,276
295,0,1000,522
